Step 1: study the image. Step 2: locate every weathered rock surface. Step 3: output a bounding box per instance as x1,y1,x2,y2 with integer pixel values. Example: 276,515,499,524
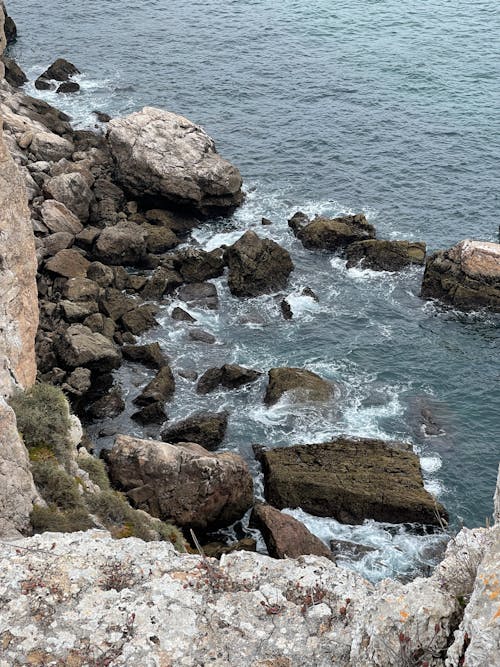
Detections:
226,230,294,297
56,324,121,371
133,366,175,406
161,411,228,450
107,435,253,528
264,367,334,406
122,342,167,369
177,281,219,309
30,131,74,162
44,172,92,221
251,503,334,560
41,58,80,82
172,247,226,283
40,199,83,234
107,107,243,215
421,239,500,312
45,248,90,278
0,524,497,666
94,220,147,265
2,57,27,87
197,364,261,394
261,437,448,525
346,239,426,271
290,212,376,251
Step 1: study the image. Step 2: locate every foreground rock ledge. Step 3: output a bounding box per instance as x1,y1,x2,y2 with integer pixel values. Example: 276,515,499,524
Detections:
0,525,497,666
262,437,448,525
421,239,500,312
107,107,244,215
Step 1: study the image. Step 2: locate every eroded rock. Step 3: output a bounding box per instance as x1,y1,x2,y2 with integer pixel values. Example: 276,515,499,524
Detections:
346,239,426,271
264,367,334,406
161,411,228,450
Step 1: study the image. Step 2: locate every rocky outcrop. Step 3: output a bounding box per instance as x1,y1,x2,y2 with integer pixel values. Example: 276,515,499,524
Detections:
346,239,426,271
261,437,448,525
107,107,243,215
251,502,334,561
421,239,500,312
264,367,334,406
225,230,294,297
196,363,261,394
289,211,376,251
161,411,228,450
106,435,253,529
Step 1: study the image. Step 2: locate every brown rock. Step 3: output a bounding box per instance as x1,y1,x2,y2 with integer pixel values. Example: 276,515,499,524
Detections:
290,212,376,251
141,267,183,300
63,277,100,302
122,342,167,369
45,249,90,278
44,172,92,221
197,364,261,394
261,437,448,526
131,402,168,425
345,239,426,271
188,329,216,344
43,231,74,257
30,132,74,163
161,411,228,450
41,58,80,81
56,324,122,371
264,367,333,406
121,305,158,335
251,503,333,560
172,247,226,283
107,435,253,528
172,306,196,322
226,231,294,297
133,366,175,406
41,199,83,235
178,281,219,309
87,391,125,419
3,57,27,87
94,220,147,265
142,223,181,254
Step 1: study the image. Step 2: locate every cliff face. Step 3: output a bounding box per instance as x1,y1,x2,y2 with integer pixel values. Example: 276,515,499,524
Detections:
0,12,40,535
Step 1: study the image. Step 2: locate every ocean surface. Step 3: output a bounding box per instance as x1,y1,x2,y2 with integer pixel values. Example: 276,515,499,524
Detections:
9,0,500,581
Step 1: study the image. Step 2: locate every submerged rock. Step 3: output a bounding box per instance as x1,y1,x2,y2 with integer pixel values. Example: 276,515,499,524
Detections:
421,239,500,312
346,239,426,271
177,281,219,309
289,212,376,251
107,435,253,529
197,364,261,394
161,411,228,450
251,502,334,561
107,107,243,215
264,367,334,406
261,437,448,526
225,230,294,297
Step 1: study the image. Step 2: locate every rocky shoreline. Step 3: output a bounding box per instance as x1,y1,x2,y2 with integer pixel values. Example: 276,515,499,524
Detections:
1,4,499,664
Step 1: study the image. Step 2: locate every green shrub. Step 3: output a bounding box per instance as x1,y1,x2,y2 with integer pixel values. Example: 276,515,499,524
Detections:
78,456,111,491
10,383,72,463
155,521,187,552
31,505,93,534
31,460,85,511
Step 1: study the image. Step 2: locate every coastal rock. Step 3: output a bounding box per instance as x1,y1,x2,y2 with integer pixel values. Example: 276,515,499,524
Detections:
251,503,334,561
121,304,158,335
45,248,90,278
261,437,448,525
43,231,75,257
178,281,219,309
87,390,125,419
41,199,83,235
172,247,226,283
290,212,376,251
41,58,80,81
188,329,216,344
225,230,294,297
197,364,261,394
346,239,426,271
57,81,80,94
2,57,27,87
264,367,334,406
142,223,180,254
421,239,500,312
122,342,168,369
44,172,92,221
133,366,175,406
56,324,122,371
172,306,196,322
107,106,243,215
131,402,167,425
107,435,253,528
94,220,147,265
30,131,74,162
141,266,183,299
161,411,228,450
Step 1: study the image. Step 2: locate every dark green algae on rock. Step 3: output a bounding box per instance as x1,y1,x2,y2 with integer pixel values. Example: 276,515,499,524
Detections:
261,437,448,527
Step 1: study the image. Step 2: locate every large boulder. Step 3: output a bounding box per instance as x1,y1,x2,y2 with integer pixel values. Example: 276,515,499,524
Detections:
261,437,448,526
3,57,27,87
41,199,83,235
197,364,261,394
94,220,147,266
421,239,500,312
107,107,243,215
264,367,334,406
161,411,228,450
122,342,168,369
106,435,253,529
45,249,90,278
251,503,333,561
172,247,226,283
133,366,175,406
346,239,426,271
56,324,122,371
225,230,294,297
289,212,375,251
41,58,80,81
44,172,92,222
29,131,74,162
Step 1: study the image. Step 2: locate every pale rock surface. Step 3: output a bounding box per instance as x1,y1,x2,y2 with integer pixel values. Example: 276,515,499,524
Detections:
41,198,84,234
44,171,93,221
107,106,243,215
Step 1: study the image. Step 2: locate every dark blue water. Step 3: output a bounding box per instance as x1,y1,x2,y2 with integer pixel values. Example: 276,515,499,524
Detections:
9,0,500,578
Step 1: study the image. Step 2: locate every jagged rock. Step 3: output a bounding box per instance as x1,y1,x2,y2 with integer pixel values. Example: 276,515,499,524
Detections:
1,2,17,45
264,367,334,406
280,298,293,320
145,207,199,237
44,172,92,221
142,223,180,254
134,366,175,406
63,367,92,396
172,306,196,322
41,58,80,81
87,390,125,419
161,411,228,450
141,266,183,300
188,329,216,344
261,437,448,525
45,249,90,278
40,199,83,235
86,261,114,288
330,539,375,559
56,324,121,371
60,299,98,322
63,277,100,302
94,220,147,265
121,305,158,335
107,107,243,215
2,57,27,87
197,364,261,394
122,342,167,369
75,226,100,249
421,239,500,312
172,247,226,283
177,281,219,309
29,131,74,163
225,230,294,297
345,239,426,271
98,288,135,321
289,212,376,251
202,538,257,558
57,81,80,94
82,313,115,339
131,401,167,425
34,75,54,91
107,435,253,528
90,177,125,226
43,231,74,257
251,503,333,561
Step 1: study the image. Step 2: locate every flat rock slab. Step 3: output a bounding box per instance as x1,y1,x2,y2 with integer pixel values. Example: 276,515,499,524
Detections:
261,437,448,526
107,107,243,215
